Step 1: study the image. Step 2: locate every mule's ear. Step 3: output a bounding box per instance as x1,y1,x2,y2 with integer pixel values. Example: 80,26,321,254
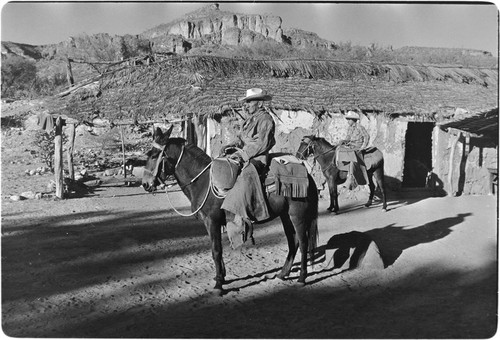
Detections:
164,124,174,139
153,127,163,140
303,136,311,143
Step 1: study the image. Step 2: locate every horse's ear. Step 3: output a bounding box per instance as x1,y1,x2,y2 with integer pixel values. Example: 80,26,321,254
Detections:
153,127,163,140
303,136,311,143
165,124,174,139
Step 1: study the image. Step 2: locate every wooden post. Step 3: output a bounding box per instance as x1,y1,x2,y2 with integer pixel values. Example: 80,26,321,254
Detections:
464,133,471,158
182,119,188,140
448,128,462,197
66,123,76,180
120,126,127,179
66,57,74,87
54,117,64,199
193,114,206,151
206,118,212,157
186,116,197,146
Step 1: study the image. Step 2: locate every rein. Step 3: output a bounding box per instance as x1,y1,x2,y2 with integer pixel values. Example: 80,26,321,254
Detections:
313,145,336,160
150,141,212,217
300,139,337,172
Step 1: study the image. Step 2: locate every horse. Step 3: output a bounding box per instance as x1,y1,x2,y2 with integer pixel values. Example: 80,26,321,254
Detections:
142,127,319,294
296,136,387,214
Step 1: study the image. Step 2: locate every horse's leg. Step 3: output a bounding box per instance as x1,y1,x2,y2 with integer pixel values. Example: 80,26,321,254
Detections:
206,218,225,292
286,203,310,285
277,213,299,280
373,168,388,211
332,170,341,214
326,173,339,214
326,177,335,212
365,171,375,207
296,223,309,285
333,177,340,213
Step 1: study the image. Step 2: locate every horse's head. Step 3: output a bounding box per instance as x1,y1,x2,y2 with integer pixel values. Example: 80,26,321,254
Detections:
296,136,316,160
142,125,181,192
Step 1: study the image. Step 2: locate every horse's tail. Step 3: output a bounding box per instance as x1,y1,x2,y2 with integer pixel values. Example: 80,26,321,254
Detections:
307,174,319,261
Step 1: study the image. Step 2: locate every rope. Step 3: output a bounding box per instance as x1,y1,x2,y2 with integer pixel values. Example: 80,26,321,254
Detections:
164,176,211,217
164,158,212,217
209,157,237,199
153,141,213,217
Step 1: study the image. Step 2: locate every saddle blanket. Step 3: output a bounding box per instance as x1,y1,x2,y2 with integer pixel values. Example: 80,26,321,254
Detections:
268,156,309,198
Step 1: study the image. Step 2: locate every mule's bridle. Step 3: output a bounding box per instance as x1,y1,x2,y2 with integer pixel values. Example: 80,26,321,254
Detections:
146,142,184,180
299,139,337,172
296,140,314,160
146,141,212,217
299,140,336,159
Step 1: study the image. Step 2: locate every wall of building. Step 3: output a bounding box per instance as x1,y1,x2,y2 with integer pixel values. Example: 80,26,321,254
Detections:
434,128,497,195
208,109,410,195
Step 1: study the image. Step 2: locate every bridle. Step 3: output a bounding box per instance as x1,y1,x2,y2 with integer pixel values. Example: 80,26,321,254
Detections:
142,141,178,180
296,139,314,160
298,138,337,172
146,141,212,217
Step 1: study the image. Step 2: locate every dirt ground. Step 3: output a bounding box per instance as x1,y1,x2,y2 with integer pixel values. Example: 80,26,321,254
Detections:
1,107,498,338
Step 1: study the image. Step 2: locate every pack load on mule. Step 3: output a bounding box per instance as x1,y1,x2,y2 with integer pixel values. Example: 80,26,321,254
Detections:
296,135,387,214
142,88,319,294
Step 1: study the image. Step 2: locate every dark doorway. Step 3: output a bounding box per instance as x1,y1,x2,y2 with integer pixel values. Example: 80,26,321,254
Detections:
403,122,434,188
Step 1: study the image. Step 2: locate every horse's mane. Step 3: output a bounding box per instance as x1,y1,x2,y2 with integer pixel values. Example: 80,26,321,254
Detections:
167,138,212,163
311,136,335,148
185,143,212,163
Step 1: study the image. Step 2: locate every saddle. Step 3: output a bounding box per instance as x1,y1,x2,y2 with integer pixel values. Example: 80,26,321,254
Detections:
211,153,309,199
214,153,309,249
336,146,377,169
336,146,374,187
210,155,243,197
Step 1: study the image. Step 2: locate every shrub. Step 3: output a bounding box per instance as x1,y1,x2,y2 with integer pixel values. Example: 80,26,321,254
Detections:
1,56,37,99
32,130,68,171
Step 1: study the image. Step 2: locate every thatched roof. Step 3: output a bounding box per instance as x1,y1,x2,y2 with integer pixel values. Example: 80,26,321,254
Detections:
439,107,498,139
45,55,498,123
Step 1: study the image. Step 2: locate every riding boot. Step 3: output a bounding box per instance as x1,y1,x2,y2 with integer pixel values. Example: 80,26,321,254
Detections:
343,162,358,190
226,214,254,249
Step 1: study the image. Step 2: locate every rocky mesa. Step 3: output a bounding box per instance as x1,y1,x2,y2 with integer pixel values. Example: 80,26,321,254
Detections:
140,3,334,53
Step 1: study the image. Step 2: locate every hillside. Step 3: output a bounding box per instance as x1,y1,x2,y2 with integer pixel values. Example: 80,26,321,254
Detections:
1,2,497,100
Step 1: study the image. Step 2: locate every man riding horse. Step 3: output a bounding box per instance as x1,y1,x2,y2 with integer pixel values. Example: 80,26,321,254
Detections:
337,110,370,190
220,88,276,246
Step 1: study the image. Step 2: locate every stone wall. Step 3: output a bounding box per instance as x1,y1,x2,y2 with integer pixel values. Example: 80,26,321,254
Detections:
208,110,409,196
207,110,496,196
434,128,497,195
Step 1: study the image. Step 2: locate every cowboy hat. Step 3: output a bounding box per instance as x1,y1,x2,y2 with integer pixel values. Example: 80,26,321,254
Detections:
344,110,360,120
238,88,272,102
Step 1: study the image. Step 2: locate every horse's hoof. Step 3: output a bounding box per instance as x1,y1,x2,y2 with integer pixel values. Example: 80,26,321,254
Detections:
213,281,225,294
213,285,225,296
276,273,286,281
296,280,306,287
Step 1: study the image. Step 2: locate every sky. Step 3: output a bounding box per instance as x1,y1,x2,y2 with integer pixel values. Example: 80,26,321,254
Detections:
1,1,499,54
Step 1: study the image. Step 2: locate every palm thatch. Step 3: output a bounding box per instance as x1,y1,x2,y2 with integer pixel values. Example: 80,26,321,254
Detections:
439,108,498,139
44,55,498,123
